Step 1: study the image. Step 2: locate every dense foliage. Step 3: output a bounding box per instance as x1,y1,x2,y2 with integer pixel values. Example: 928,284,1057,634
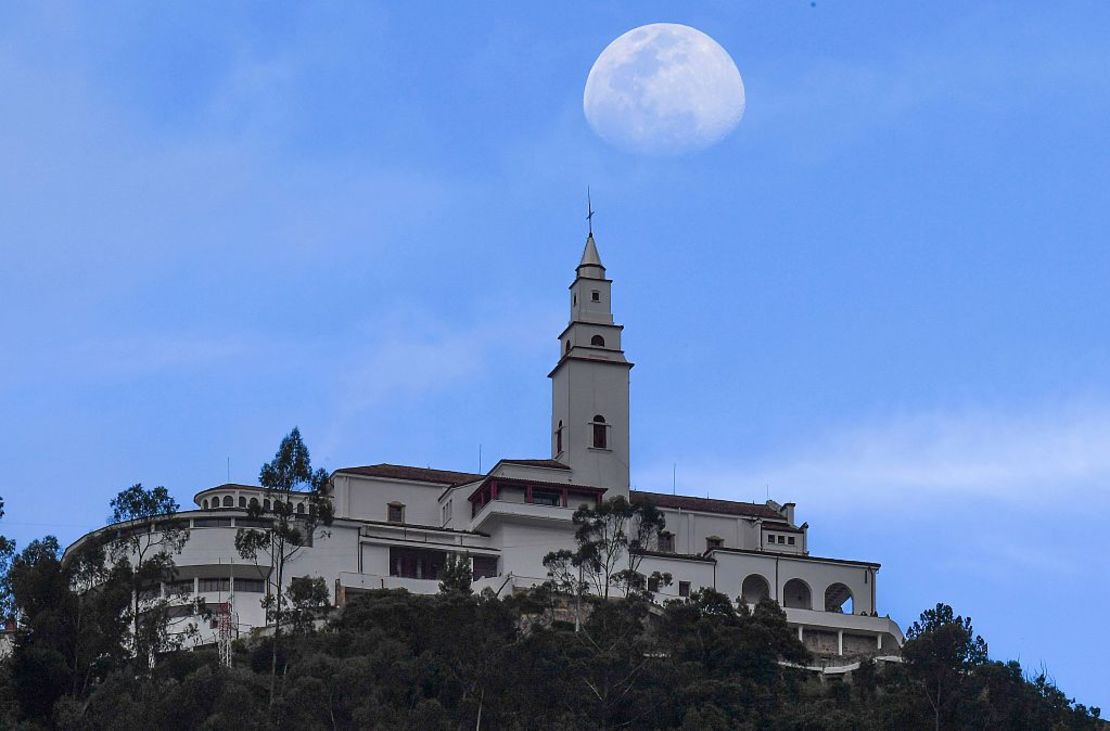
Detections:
0,455,1100,729
0,578,1100,730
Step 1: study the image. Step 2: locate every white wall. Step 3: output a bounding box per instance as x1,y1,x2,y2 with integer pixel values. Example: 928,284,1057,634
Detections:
343,475,444,525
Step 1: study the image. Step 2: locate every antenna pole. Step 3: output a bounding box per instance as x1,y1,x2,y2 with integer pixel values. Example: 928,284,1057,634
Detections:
672,463,676,496
478,444,482,473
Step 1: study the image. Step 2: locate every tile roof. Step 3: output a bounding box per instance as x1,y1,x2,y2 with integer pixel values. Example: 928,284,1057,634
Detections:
499,458,571,470
630,491,785,520
334,464,484,487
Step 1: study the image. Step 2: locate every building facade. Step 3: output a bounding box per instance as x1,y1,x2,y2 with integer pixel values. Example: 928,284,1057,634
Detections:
64,232,903,658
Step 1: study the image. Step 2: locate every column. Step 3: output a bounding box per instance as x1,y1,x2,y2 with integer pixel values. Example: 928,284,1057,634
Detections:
837,630,843,656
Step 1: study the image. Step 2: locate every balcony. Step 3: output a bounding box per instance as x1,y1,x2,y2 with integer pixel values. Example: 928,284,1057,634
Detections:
468,478,605,530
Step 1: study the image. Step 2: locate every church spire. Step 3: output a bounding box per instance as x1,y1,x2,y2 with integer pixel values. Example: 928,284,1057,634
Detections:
578,232,605,273
549,212,632,494
578,188,605,276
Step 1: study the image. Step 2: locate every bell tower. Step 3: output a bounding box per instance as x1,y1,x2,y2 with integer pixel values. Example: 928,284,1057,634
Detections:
549,232,632,495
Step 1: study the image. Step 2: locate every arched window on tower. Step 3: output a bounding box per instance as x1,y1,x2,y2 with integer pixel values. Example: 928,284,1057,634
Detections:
222,495,233,508
590,334,605,347
565,340,571,354
556,420,563,454
591,415,607,449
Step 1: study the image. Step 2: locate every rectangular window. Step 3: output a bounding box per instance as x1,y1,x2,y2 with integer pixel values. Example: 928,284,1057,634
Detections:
706,537,723,551
198,578,231,594
193,517,233,528
647,576,660,593
766,534,774,545
388,504,405,523
235,578,266,593
788,536,796,545
472,555,498,579
679,581,691,598
658,532,675,553
235,517,271,529
165,580,193,598
531,490,561,506
778,535,786,544
591,290,600,302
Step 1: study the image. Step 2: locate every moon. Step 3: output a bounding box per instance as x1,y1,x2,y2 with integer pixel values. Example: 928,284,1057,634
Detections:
583,23,746,155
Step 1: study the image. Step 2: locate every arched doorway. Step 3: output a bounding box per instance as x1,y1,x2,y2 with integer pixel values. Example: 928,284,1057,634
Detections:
824,583,854,613
782,578,812,609
741,574,770,604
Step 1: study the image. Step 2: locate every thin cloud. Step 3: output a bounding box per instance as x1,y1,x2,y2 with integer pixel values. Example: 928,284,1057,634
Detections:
638,403,1110,509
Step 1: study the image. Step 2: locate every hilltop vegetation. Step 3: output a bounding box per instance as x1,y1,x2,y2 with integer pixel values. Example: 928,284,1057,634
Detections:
0,563,1100,730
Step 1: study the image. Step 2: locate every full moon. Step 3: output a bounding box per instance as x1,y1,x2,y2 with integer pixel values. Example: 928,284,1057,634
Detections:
583,23,745,155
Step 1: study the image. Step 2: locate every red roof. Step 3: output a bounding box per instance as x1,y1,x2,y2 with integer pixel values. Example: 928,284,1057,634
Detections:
334,464,483,487
630,491,785,520
499,459,571,470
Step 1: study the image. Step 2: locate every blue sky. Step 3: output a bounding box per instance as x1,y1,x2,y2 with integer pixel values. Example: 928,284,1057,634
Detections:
2,1,1108,708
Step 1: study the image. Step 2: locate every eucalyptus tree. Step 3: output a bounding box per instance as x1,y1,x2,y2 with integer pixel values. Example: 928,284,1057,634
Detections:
234,427,333,704
107,483,190,664
544,495,669,601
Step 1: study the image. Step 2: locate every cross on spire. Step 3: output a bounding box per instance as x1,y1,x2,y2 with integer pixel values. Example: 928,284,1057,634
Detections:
586,187,596,236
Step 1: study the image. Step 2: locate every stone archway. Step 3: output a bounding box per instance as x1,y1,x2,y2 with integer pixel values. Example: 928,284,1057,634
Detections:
824,582,854,613
741,574,770,604
782,578,812,609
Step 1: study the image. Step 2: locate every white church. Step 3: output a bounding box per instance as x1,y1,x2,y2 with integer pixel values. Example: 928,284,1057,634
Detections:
64,230,904,658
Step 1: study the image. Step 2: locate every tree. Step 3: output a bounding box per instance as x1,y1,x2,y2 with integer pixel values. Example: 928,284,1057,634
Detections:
543,495,670,622
3,536,131,722
234,427,334,705
438,554,473,596
903,602,989,731
287,576,330,635
0,496,15,620
106,483,190,665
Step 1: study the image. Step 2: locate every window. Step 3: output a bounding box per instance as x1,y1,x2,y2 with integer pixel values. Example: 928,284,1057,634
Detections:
766,534,774,545
239,496,247,508
193,517,233,528
565,340,570,354
591,290,600,302
296,502,305,514
235,578,265,593
788,536,796,545
555,420,563,454
202,499,208,509
778,535,785,544
472,555,498,579
263,499,271,512
199,578,231,594
647,576,660,593
706,536,723,551
591,334,605,347
222,496,233,507
165,580,193,598
591,415,607,449
658,531,675,553
388,503,405,523
573,293,577,305
679,581,691,598
236,517,271,529
249,497,259,509
532,490,561,506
